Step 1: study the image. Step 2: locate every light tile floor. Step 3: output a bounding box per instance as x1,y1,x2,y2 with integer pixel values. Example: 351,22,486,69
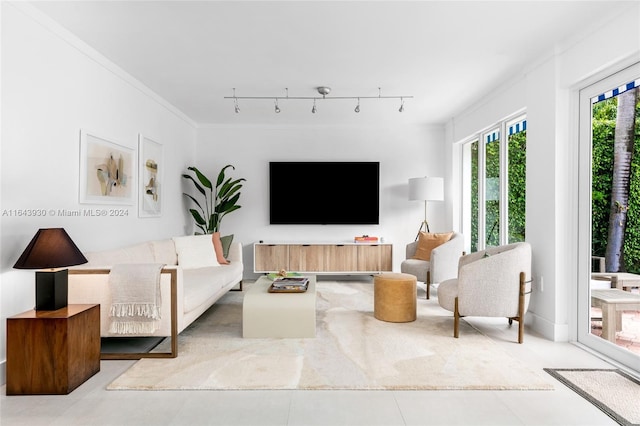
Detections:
2,284,637,426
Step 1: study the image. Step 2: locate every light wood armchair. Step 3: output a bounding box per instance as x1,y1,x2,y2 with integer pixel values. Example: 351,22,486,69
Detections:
437,242,532,343
400,232,464,299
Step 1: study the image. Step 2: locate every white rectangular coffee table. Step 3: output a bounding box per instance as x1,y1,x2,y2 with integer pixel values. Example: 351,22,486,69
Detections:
242,275,316,338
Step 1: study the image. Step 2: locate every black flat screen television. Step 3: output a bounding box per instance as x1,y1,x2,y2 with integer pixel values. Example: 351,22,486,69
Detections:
269,161,380,225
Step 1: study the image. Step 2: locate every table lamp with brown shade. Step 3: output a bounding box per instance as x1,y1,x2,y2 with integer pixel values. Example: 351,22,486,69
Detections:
13,228,88,311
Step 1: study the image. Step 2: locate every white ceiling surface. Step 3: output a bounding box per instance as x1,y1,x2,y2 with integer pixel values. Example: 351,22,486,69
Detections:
29,1,626,127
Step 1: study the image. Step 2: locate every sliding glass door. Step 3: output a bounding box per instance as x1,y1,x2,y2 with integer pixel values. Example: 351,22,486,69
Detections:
578,63,640,371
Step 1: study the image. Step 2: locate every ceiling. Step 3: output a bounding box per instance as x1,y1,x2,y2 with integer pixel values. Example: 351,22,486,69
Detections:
29,1,627,127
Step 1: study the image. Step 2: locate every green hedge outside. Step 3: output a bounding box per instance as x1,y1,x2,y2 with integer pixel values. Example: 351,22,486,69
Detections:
469,130,526,251
592,96,640,273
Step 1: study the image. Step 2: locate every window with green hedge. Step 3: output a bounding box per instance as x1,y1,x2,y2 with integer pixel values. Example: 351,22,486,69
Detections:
462,114,526,252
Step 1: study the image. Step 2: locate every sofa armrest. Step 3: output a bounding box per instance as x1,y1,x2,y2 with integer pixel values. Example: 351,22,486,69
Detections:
68,266,179,359
457,244,531,316
405,241,418,259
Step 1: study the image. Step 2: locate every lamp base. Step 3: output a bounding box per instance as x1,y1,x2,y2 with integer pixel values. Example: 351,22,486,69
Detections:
35,269,68,311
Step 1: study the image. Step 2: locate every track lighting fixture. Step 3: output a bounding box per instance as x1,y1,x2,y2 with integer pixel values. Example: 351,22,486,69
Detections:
225,86,412,114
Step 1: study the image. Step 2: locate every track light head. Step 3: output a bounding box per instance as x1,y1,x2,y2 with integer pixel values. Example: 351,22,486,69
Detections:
312,99,317,113
274,99,280,113
399,98,404,113
354,98,360,113
233,88,240,113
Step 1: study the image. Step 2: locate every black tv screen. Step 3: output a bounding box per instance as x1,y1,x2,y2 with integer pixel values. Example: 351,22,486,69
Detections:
269,161,380,225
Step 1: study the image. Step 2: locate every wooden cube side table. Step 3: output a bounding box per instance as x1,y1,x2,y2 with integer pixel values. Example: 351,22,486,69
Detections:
6,304,100,395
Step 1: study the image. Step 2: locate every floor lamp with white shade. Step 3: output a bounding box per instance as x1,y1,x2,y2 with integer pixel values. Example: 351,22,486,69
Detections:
409,176,444,240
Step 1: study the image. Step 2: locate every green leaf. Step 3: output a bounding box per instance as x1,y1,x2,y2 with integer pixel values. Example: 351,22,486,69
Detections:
219,179,244,199
188,209,206,226
187,166,213,190
183,193,204,212
207,214,216,233
182,174,206,196
219,205,241,220
216,193,241,213
216,165,235,188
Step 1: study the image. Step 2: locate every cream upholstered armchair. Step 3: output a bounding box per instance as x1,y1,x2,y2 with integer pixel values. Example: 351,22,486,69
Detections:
401,232,464,299
437,242,532,343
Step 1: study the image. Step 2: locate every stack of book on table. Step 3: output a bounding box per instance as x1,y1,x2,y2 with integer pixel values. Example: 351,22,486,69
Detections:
354,235,379,243
269,276,309,293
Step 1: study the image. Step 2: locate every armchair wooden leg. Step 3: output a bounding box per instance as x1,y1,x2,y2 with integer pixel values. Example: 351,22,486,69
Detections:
518,320,524,344
505,274,528,343
454,297,460,338
426,271,431,300
518,272,526,344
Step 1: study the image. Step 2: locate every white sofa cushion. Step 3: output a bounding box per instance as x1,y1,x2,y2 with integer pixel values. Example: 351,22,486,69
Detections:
181,264,240,314
173,235,219,269
151,239,178,265
182,268,225,314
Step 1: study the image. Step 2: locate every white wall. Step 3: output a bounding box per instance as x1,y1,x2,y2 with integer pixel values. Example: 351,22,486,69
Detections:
0,4,197,382
11,0,628,385
196,124,447,278
0,1,449,385
447,3,640,341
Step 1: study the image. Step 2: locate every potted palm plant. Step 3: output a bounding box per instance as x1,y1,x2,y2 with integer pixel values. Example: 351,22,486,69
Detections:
182,164,245,260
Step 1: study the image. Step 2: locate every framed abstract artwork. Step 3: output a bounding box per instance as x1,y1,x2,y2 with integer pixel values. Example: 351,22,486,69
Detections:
79,129,135,205
138,134,163,217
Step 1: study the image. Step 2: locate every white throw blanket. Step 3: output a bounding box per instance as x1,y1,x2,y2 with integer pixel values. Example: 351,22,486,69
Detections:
108,263,164,334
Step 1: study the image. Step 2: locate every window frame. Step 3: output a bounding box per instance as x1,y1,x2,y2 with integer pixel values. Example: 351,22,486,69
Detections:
458,111,527,252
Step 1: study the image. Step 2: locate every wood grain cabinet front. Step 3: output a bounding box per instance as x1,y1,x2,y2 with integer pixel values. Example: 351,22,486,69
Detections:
357,244,393,272
324,245,358,272
254,244,289,272
289,245,325,272
6,304,100,395
254,242,392,274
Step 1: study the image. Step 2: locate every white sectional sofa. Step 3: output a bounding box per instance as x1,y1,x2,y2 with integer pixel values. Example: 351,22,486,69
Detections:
68,235,243,355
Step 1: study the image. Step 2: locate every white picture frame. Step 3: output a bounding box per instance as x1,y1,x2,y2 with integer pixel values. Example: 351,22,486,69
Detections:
79,129,135,205
138,134,163,217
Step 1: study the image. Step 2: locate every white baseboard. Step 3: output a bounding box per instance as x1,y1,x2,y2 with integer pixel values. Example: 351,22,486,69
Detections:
527,311,570,342
0,360,5,386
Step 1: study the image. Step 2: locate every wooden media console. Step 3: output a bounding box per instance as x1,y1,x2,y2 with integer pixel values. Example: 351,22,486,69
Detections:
253,242,392,274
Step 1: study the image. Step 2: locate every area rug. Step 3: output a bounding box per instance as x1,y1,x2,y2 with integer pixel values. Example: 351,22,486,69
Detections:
544,368,640,426
108,281,555,390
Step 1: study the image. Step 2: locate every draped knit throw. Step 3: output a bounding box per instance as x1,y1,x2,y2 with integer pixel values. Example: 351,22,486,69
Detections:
108,263,164,334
